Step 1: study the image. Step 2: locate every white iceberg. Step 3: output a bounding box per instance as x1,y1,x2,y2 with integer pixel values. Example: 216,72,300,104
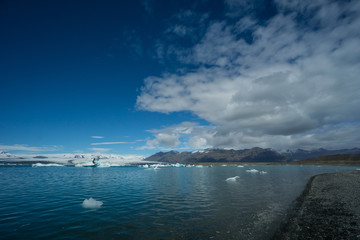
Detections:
237,165,244,168
246,169,259,173
96,163,111,168
82,198,103,209
172,163,185,167
259,171,267,174
32,163,64,167
226,176,240,182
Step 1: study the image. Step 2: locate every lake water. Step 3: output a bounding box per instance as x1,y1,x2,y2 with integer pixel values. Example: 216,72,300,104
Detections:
1,164,358,240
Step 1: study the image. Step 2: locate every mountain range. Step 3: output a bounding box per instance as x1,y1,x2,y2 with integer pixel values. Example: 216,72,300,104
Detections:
144,147,360,164
145,147,288,163
282,148,360,160
2,147,360,165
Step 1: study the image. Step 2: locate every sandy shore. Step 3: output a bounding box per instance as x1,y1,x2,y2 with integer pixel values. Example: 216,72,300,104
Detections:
272,170,360,239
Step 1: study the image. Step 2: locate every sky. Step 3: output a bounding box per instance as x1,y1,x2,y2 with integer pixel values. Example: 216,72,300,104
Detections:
1,0,360,155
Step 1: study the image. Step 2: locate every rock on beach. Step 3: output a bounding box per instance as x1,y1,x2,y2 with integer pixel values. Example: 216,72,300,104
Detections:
273,170,360,240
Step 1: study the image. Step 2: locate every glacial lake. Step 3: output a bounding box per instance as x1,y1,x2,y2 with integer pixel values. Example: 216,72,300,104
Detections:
1,164,358,240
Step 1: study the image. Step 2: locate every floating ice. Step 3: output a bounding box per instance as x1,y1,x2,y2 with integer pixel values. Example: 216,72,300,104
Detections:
145,165,160,170
82,198,103,209
237,165,244,168
226,176,240,182
259,171,267,174
246,169,259,173
32,163,64,167
96,163,111,168
172,163,185,167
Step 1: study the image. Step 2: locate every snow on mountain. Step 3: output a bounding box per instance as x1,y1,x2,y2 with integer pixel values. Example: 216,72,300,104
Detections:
0,151,16,158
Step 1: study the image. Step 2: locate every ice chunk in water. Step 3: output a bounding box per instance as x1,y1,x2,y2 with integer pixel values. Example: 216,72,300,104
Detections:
246,169,259,173
226,176,240,182
32,163,63,167
82,198,103,209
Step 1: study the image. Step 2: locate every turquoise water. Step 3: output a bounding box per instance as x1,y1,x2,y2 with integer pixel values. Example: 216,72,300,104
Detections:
1,164,358,240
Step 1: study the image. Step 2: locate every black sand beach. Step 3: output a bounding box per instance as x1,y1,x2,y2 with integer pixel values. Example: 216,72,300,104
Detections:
273,170,360,240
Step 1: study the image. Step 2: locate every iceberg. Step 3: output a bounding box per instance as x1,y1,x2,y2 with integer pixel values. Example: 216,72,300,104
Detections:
226,176,240,182
82,198,103,209
96,163,111,168
246,169,259,173
32,163,64,167
172,163,185,167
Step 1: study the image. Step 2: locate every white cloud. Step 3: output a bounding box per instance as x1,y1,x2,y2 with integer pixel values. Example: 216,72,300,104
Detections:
88,148,111,153
140,122,202,149
91,142,135,145
0,144,61,152
189,136,208,148
91,136,104,139
137,0,360,150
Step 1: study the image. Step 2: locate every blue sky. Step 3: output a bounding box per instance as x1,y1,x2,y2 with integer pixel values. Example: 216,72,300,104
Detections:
1,0,360,155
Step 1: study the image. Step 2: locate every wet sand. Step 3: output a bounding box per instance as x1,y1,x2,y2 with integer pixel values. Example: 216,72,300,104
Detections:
273,170,360,240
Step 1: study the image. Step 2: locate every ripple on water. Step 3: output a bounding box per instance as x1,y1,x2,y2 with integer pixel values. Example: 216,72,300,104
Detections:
1,165,358,240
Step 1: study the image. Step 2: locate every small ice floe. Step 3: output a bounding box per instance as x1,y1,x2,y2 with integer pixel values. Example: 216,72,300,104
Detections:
145,164,161,170
172,163,185,167
237,165,244,168
246,169,259,173
196,165,204,168
259,171,267,174
32,163,63,167
226,176,240,182
96,163,111,168
82,198,103,209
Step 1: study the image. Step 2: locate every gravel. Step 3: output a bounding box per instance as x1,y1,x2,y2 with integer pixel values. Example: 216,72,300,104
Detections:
272,170,360,240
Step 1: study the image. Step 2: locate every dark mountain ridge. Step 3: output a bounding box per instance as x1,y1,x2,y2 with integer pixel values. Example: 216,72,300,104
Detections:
145,147,360,164
283,148,360,160
145,147,289,164
290,154,360,165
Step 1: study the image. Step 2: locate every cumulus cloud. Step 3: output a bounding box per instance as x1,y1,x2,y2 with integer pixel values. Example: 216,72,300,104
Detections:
137,0,360,150
140,122,206,149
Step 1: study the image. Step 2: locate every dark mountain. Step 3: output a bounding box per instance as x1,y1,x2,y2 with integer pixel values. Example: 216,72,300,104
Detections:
292,154,360,165
283,148,360,161
145,147,289,164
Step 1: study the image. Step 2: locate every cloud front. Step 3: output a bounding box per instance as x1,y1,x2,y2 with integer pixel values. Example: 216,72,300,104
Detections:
137,0,360,151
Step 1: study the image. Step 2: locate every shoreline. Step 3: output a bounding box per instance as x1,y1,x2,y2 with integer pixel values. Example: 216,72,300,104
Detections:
272,170,360,239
